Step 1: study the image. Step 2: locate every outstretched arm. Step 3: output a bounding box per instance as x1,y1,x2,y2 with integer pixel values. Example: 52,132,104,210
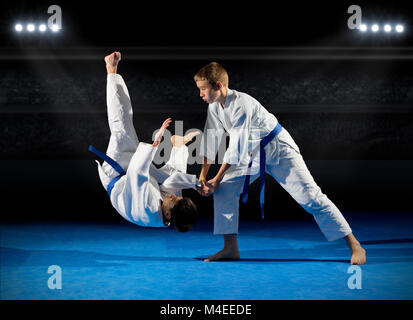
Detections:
205,106,248,194
153,118,172,147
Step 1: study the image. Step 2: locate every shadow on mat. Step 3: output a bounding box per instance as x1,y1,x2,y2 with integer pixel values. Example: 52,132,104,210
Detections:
196,240,413,264
2,237,413,266
0,247,194,267
360,238,413,245
194,257,349,263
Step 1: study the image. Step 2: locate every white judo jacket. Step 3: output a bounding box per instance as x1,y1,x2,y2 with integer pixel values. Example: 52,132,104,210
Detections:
96,143,199,228
95,73,199,228
199,88,300,180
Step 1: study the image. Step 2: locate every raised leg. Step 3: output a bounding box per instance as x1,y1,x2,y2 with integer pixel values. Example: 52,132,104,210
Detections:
102,52,139,174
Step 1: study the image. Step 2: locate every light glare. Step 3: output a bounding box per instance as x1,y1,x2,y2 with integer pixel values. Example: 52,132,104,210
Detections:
27,24,35,32
15,24,23,32
395,24,404,33
384,24,392,32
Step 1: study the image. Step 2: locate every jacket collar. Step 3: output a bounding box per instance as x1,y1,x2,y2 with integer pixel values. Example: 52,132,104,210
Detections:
220,88,234,110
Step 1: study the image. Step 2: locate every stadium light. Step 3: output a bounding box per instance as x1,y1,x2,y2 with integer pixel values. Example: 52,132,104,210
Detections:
395,24,404,33
15,24,23,32
356,22,405,35
371,24,379,32
51,24,59,32
27,24,35,32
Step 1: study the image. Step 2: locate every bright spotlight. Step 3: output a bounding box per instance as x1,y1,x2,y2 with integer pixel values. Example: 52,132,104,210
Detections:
27,24,35,32
15,24,23,32
384,24,392,32
395,24,404,33
371,24,379,32
39,24,47,32
359,24,367,32
51,24,59,32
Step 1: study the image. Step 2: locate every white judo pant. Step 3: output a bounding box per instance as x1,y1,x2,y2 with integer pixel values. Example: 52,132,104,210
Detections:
101,73,139,178
213,133,352,242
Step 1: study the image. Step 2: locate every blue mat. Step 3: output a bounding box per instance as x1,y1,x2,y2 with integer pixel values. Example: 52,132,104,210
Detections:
1,212,413,299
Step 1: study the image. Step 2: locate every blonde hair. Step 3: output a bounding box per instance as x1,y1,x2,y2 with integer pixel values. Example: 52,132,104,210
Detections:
194,62,229,87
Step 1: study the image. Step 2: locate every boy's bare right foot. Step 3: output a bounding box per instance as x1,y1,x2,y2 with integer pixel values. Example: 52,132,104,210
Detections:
204,247,240,262
105,51,121,74
204,235,240,262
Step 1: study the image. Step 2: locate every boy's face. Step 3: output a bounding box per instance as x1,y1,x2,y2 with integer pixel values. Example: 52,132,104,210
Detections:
196,80,220,104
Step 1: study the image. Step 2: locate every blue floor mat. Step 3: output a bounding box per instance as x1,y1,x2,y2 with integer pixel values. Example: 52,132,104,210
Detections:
1,212,413,300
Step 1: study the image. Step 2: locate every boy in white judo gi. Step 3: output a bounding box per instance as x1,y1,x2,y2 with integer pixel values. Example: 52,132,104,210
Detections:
195,62,366,264
90,52,200,232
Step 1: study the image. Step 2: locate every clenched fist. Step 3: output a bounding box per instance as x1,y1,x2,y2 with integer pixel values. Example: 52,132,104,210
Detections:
105,51,121,74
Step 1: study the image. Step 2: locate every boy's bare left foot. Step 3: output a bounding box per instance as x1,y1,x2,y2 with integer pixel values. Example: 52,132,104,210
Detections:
171,131,201,147
204,247,240,262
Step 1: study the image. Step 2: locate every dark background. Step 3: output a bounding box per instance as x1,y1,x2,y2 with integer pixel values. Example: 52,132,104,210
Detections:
0,0,412,223
1,0,412,47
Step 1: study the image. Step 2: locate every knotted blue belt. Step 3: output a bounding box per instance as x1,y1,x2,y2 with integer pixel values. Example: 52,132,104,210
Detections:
241,122,282,219
89,145,126,197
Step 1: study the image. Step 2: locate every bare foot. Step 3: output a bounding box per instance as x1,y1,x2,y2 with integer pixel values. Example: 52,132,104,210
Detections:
350,244,366,265
171,131,201,147
184,131,201,144
204,247,240,262
104,51,121,74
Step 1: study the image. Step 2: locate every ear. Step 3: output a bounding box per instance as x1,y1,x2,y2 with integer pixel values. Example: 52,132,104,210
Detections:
212,82,222,90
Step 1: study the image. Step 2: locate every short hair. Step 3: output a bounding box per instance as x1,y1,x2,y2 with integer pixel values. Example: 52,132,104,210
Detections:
170,197,198,232
194,62,229,87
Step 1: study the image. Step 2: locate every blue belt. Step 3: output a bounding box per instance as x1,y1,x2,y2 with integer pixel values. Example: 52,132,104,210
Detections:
89,145,126,197
241,122,282,219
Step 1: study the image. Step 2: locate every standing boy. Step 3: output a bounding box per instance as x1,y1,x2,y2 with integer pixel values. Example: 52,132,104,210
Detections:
195,62,366,264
